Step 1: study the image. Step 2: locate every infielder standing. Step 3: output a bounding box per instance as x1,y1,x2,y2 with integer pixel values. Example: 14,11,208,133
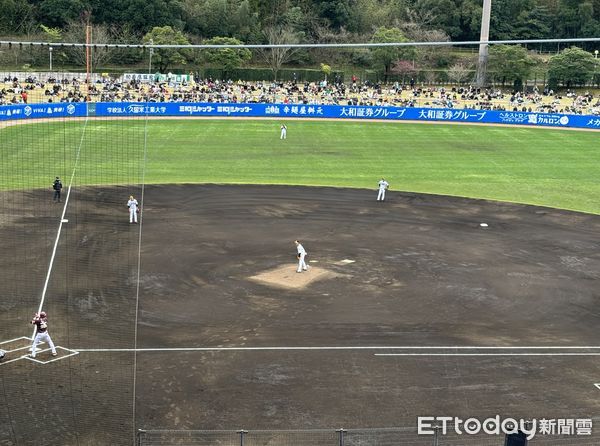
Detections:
377,178,389,202
280,124,287,140
127,195,139,224
30,311,57,358
295,240,309,273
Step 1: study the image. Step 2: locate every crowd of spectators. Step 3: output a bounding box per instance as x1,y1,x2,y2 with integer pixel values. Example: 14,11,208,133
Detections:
1,75,599,116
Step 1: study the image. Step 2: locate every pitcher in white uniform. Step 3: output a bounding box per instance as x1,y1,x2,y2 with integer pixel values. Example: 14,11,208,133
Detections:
295,240,309,273
127,195,139,223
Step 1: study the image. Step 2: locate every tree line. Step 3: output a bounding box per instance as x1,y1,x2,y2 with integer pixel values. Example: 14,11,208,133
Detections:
2,0,599,44
0,0,598,88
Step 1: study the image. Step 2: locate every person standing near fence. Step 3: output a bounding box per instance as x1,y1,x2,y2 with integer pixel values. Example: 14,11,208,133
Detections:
377,178,389,202
295,240,309,273
31,311,57,358
127,195,139,224
52,177,63,203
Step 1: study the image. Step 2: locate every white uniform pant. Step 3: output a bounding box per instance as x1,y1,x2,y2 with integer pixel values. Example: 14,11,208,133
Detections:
130,208,138,223
32,332,56,357
377,188,386,201
280,128,287,139
297,253,308,272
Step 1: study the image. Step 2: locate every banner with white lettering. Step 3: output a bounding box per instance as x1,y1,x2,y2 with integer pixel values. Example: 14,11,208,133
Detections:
0,102,598,130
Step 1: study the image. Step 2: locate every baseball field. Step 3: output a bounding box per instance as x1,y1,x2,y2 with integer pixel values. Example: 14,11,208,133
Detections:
1,118,600,445
2,119,600,212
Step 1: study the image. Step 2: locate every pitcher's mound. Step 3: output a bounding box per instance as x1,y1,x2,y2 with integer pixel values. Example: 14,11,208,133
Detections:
249,264,340,290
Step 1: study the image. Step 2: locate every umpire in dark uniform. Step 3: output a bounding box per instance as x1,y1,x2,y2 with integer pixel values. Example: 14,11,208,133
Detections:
52,176,63,203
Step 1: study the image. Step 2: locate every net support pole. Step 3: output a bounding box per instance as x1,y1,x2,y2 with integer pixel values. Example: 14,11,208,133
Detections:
476,0,492,87
86,23,91,98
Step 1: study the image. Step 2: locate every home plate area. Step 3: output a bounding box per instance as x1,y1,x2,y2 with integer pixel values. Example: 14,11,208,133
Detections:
0,336,78,366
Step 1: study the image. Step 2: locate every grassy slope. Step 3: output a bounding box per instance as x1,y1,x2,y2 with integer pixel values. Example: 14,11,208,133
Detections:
2,119,599,213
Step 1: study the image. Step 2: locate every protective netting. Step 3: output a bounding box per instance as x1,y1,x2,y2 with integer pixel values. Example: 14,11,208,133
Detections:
0,39,598,446
0,69,145,445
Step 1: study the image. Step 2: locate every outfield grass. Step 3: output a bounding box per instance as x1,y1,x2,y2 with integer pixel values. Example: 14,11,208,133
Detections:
1,119,599,213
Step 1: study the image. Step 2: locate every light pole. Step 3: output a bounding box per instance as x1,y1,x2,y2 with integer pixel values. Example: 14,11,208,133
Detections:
475,0,492,87
49,46,53,71
148,39,154,74
476,0,492,87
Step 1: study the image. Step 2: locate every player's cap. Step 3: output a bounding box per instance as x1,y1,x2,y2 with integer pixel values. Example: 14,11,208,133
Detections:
39,311,47,318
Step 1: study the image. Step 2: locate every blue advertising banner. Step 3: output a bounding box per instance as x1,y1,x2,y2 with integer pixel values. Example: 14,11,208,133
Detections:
1,101,599,130
0,103,87,121
94,102,600,130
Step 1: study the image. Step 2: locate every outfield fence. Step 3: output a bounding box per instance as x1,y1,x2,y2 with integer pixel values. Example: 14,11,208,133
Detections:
1,101,599,130
136,427,600,446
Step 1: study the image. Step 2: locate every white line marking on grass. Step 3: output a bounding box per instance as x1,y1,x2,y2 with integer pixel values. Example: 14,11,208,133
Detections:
33,115,89,339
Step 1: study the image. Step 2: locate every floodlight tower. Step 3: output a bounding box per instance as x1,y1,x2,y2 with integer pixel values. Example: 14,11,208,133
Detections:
476,0,492,87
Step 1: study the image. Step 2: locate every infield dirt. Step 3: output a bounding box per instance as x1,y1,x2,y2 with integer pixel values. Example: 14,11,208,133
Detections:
1,184,600,445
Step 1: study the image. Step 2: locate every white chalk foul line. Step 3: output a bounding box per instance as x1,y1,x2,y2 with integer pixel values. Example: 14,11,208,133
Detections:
375,353,600,357
34,114,89,338
73,346,600,353
6,344,600,364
